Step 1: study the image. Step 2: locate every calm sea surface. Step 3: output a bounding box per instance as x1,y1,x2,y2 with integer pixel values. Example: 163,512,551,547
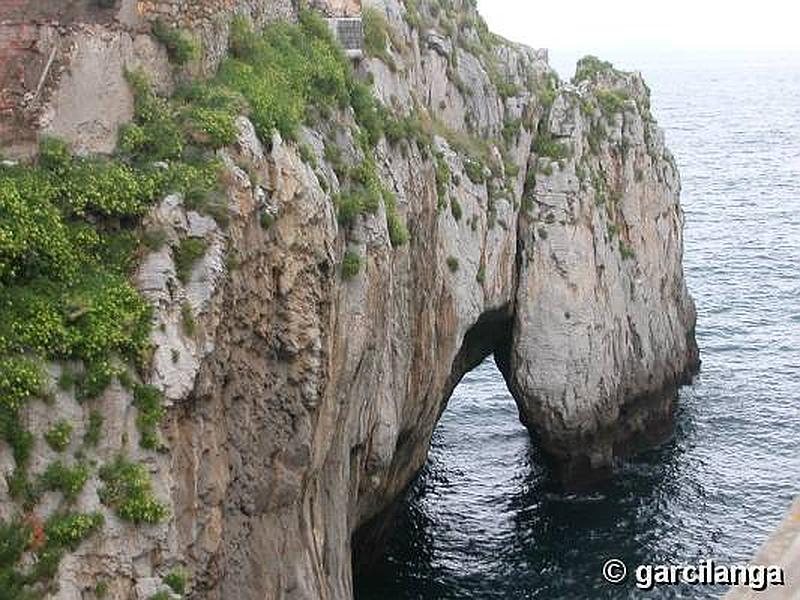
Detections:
356,53,800,599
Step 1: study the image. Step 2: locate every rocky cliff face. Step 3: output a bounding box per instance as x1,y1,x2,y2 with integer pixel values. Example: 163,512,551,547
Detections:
0,0,698,598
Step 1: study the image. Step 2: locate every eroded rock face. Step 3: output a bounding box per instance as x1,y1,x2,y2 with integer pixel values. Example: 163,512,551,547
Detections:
503,72,699,481
0,0,698,598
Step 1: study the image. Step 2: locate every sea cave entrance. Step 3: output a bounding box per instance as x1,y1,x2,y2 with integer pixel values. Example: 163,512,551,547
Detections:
351,307,550,597
351,348,690,600
352,353,544,599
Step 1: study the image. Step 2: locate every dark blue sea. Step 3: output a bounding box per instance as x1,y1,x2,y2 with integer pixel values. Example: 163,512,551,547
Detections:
356,52,800,599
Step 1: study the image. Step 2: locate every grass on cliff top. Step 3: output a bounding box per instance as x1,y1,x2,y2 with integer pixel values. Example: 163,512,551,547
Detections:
220,12,353,142
573,55,619,84
217,12,411,245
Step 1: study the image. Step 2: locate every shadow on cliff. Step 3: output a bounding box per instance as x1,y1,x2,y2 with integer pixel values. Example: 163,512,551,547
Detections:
353,383,699,600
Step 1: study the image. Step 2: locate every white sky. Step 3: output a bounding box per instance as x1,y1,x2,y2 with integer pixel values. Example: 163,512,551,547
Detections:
477,0,800,54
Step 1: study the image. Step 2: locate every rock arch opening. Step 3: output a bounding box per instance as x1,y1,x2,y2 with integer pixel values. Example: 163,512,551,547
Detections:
351,295,696,586
351,305,531,576
440,305,516,422
352,353,536,599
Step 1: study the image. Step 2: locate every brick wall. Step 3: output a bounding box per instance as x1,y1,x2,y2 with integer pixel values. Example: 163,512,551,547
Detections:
0,22,49,153
0,0,115,24
0,0,118,154
0,0,296,156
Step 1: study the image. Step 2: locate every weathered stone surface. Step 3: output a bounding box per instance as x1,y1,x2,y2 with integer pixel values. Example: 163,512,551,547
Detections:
0,0,699,598
40,28,171,155
726,498,800,599
503,71,699,481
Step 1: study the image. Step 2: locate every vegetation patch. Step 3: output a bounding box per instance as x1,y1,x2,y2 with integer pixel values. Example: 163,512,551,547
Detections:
173,238,207,285
532,133,571,160
341,251,363,280
450,197,463,221
383,191,410,247
163,569,187,595
180,302,196,337
595,89,629,117
434,153,451,208
44,511,104,550
40,461,91,502
260,212,275,230
0,70,224,515
84,410,103,447
464,158,486,185
363,7,398,70
573,55,617,84
151,20,200,66
0,510,104,597
221,13,353,141
98,455,168,524
133,384,166,451
619,242,636,260
44,421,73,453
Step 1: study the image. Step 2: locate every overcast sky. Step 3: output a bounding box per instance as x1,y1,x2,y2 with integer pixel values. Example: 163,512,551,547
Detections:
477,0,800,55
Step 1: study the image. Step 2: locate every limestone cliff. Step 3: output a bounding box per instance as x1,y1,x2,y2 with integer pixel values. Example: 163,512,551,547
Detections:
0,0,698,598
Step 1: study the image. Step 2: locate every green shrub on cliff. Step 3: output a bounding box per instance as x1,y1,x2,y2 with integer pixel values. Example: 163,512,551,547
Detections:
336,190,371,226
341,251,362,280
0,357,44,413
349,80,385,146
532,133,571,160
173,237,208,284
0,127,202,540
595,88,630,117
152,20,200,66
573,55,616,83
44,421,73,453
124,69,240,159
99,455,168,524
434,153,450,207
450,197,463,221
0,511,104,596
363,7,397,70
40,461,92,502
464,158,486,184
383,190,409,247
222,13,350,141
402,0,423,29
0,517,31,569
44,511,104,550
163,569,187,595
133,384,166,451
84,410,103,447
